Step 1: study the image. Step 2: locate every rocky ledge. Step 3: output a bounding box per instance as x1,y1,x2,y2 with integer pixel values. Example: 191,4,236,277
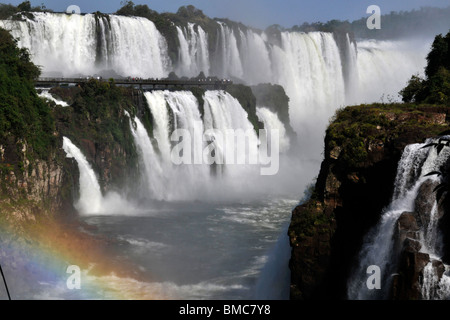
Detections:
288,103,450,299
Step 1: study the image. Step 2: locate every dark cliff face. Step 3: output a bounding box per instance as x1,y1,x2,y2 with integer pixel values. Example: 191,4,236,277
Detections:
288,103,450,299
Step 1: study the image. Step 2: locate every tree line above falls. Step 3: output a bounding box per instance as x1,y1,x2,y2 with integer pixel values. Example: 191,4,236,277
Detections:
291,6,450,40
116,2,450,41
115,2,450,48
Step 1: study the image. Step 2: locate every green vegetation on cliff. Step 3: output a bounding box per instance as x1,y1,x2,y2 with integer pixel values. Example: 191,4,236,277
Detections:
327,104,449,168
0,26,73,224
0,1,52,20
289,30,450,300
0,27,55,159
53,80,138,191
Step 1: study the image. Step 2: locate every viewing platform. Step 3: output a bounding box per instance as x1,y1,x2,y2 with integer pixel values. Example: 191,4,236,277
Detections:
35,77,233,90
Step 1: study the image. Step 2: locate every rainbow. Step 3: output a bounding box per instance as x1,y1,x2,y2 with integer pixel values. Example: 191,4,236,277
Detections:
0,218,167,300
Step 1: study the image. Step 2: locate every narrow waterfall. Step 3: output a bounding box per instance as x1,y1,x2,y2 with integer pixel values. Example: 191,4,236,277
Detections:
127,115,166,201
342,34,359,105
62,136,133,215
143,91,172,162
176,23,210,77
239,29,272,85
256,106,290,153
348,138,450,300
202,90,260,179
62,136,103,214
214,22,244,79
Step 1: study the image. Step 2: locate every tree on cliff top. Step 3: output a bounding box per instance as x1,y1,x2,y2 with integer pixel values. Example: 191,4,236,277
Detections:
17,1,31,12
400,30,450,105
176,5,206,19
425,33,450,79
116,1,158,17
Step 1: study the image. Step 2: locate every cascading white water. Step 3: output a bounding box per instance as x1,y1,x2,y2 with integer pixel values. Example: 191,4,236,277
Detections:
136,90,210,201
239,29,272,85
176,23,210,77
212,26,352,160
214,22,244,79
214,27,343,141
343,34,359,105
1,12,429,162
133,90,280,201
38,90,69,107
272,31,346,157
256,106,290,153
210,25,428,173
0,12,170,78
62,135,135,215
62,136,103,214
355,39,429,104
203,90,260,178
127,114,165,200
1,10,436,301
176,26,192,76
347,139,450,300
143,91,172,162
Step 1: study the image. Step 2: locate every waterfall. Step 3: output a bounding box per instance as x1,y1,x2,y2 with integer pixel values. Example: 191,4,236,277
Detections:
38,90,69,107
1,12,428,161
209,25,427,163
127,114,166,200
136,90,210,201
0,12,170,78
62,137,103,214
239,29,272,84
203,90,260,178
343,34,359,105
62,136,135,215
347,138,450,300
176,23,210,77
268,31,348,160
213,22,244,79
143,91,172,162
256,107,290,153
253,223,291,300
128,90,277,201
195,24,210,76
355,39,429,104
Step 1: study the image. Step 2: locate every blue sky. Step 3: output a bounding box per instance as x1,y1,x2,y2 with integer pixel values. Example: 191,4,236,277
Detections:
3,0,450,28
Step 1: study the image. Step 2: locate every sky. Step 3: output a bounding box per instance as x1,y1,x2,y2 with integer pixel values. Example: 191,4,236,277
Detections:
3,0,450,29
